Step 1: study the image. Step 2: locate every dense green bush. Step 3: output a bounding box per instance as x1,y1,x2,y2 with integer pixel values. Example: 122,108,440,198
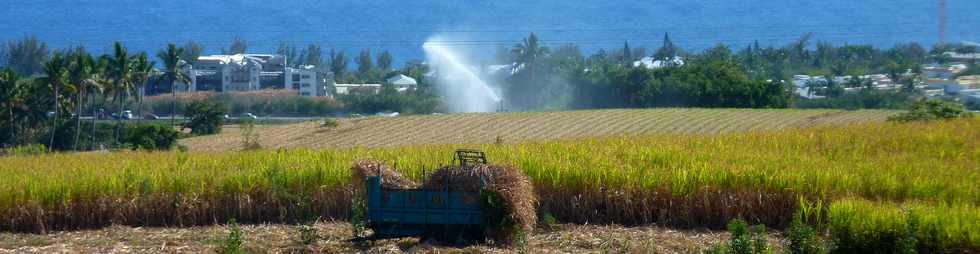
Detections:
707,219,773,254
46,120,117,151
0,144,47,156
182,101,226,135
787,215,825,254
121,124,178,150
795,90,912,110
888,98,974,122
142,91,343,117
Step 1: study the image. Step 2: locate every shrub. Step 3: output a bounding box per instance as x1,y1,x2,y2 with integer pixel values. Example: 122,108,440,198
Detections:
121,124,179,150
182,101,226,135
219,219,245,254
713,219,773,254
729,219,753,254
46,120,117,151
539,211,558,231
889,98,974,122
350,197,367,238
898,212,919,254
1,144,47,156
240,120,261,151
753,225,770,254
143,90,343,116
319,118,339,128
788,215,824,254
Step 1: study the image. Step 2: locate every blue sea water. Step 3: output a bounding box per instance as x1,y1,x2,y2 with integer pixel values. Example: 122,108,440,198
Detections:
1,0,978,65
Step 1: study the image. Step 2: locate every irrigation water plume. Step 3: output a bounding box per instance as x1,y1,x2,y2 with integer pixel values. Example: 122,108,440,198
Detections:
423,38,502,113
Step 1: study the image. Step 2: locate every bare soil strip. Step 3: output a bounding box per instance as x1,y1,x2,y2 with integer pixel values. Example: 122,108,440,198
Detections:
0,223,786,254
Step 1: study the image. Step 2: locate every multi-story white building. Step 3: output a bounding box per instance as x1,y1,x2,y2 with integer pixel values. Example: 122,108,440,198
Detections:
151,53,329,97
193,54,288,93
285,65,329,96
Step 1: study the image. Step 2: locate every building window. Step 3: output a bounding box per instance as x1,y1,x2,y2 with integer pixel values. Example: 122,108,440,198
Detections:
292,83,300,90
292,74,301,82
301,75,310,79
300,92,310,96
301,83,310,88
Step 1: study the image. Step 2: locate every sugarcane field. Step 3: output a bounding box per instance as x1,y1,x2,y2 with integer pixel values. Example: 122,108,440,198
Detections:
4,1,980,252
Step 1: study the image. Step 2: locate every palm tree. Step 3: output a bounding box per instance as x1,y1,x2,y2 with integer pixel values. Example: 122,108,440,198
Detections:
131,52,156,124
90,56,110,150
67,52,105,150
107,42,133,145
157,44,191,126
42,53,69,150
511,33,548,69
0,69,20,145
510,33,549,108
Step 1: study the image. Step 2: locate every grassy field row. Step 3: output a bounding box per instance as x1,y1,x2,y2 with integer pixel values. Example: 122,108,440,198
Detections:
178,108,896,151
1,118,976,251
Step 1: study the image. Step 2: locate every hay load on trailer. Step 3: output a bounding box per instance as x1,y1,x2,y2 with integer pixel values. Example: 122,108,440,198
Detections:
351,149,536,244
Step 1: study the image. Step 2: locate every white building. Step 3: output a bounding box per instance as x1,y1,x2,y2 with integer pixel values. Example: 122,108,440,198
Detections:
633,56,684,69
944,52,980,62
334,84,382,95
285,65,328,96
158,53,333,97
193,54,287,92
386,74,418,92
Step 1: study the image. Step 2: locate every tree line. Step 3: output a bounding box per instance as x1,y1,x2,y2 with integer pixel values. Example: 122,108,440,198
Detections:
0,38,201,150
1,34,973,150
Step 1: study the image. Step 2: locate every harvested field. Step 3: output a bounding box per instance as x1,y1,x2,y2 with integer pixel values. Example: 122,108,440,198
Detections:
179,108,896,151
0,222,785,253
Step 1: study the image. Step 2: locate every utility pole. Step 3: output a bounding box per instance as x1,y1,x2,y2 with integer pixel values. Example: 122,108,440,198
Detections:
939,0,947,45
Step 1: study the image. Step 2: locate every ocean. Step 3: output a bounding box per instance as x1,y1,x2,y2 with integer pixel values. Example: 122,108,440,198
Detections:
1,0,977,65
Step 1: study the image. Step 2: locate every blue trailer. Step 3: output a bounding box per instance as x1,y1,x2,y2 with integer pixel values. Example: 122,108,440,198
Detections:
364,150,489,240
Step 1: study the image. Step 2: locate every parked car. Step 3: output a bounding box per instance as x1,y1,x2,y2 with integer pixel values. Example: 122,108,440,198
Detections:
377,111,400,117
111,110,134,120
242,112,258,119
143,113,160,120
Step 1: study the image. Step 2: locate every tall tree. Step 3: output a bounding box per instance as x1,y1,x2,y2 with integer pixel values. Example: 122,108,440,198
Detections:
5,36,49,76
228,37,247,54
621,41,633,66
90,56,109,149
512,33,549,69
181,41,204,65
107,42,133,145
654,33,679,60
42,52,68,150
510,33,551,109
356,49,373,75
157,44,191,126
0,68,20,146
377,50,393,71
329,49,347,80
131,52,155,124
305,44,323,67
276,42,302,67
789,33,813,63
66,51,101,150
